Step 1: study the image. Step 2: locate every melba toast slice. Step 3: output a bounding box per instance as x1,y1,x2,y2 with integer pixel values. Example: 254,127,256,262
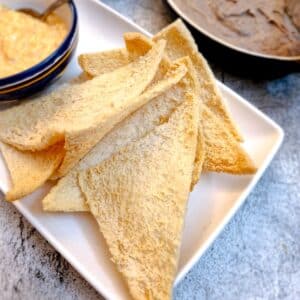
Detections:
78,95,199,300
153,19,243,142
0,141,64,201
0,40,165,178
0,40,175,199
78,48,129,77
202,106,256,173
43,57,201,212
79,29,255,176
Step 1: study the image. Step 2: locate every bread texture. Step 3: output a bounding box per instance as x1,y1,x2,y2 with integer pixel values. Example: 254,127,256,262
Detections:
0,40,166,181
78,95,199,300
153,19,243,142
202,106,256,173
79,27,256,176
0,141,64,201
78,48,129,77
0,40,165,152
0,71,89,202
124,30,257,176
43,57,200,212
69,72,91,84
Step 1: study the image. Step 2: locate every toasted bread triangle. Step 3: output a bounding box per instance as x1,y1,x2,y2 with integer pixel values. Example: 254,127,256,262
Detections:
128,30,256,175
0,141,64,201
43,58,200,212
202,106,256,173
1,40,183,200
153,19,243,142
0,40,166,181
78,30,256,177
78,95,199,300
78,48,129,77
43,30,257,213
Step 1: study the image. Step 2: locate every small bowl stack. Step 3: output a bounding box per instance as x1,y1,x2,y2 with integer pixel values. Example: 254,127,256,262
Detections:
0,0,78,101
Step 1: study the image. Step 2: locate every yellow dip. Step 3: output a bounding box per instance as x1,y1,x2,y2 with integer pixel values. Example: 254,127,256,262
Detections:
0,5,68,78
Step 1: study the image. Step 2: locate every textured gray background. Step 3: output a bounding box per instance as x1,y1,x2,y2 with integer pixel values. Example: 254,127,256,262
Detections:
0,1,299,299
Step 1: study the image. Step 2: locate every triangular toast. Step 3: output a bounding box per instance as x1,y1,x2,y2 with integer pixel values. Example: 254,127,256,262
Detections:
202,106,256,173
153,19,243,142
1,41,189,200
78,94,199,300
0,40,166,182
0,141,64,201
79,30,256,176
43,57,201,212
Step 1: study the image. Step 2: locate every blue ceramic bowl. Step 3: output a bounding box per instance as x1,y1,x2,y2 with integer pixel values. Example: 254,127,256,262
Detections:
0,0,78,101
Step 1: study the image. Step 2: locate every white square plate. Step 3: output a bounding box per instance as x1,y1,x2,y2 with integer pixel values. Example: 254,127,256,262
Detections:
0,1,284,299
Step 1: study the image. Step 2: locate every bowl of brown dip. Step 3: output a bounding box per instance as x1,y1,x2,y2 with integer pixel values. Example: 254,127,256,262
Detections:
167,0,300,61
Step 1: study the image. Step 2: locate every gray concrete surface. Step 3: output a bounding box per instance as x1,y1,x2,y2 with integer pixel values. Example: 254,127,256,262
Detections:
0,1,299,299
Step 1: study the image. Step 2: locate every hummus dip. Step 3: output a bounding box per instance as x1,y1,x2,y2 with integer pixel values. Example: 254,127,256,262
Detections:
0,5,67,78
172,0,300,57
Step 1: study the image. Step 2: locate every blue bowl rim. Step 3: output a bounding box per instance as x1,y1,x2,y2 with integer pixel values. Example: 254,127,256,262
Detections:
0,0,78,87
0,32,79,99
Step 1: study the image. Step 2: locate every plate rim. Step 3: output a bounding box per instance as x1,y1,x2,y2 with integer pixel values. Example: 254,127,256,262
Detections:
176,81,284,283
166,0,300,62
1,0,284,298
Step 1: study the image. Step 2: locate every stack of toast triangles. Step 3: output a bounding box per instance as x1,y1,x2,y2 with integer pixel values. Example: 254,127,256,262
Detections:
0,20,256,300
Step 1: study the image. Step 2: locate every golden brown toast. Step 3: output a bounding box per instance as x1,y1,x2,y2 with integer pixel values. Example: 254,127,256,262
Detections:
78,95,199,300
43,58,199,212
